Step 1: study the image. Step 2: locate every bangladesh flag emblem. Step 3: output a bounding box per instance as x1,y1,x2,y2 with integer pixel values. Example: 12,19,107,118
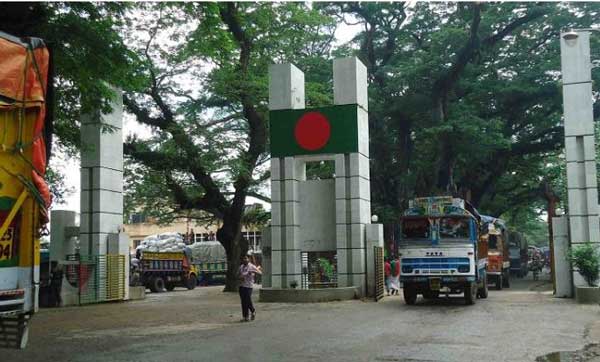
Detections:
270,104,359,157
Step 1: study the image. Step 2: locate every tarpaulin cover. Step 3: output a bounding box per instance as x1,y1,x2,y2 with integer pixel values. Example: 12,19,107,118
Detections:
0,31,51,211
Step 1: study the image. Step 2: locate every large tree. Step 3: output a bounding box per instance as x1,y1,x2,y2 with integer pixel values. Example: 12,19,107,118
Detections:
325,2,600,230
122,3,335,291
0,2,137,203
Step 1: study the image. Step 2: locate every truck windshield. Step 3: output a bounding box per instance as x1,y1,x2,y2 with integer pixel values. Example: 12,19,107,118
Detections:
439,217,471,241
401,218,430,240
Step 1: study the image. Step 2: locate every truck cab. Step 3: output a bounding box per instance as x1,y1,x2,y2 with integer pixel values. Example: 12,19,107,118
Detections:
399,197,488,305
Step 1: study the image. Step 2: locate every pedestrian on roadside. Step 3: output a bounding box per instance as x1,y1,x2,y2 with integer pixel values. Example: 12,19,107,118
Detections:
239,254,262,322
384,258,392,296
389,256,401,295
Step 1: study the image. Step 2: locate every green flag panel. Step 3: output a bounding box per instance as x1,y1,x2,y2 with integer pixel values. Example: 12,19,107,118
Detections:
270,104,359,157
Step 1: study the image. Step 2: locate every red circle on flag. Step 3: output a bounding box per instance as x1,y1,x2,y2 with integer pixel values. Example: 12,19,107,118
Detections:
294,112,331,151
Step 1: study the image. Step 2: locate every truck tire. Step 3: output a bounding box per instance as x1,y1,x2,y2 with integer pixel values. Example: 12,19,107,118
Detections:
150,276,165,293
478,274,488,299
186,274,198,290
464,282,477,305
495,275,503,290
403,284,417,305
502,271,510,288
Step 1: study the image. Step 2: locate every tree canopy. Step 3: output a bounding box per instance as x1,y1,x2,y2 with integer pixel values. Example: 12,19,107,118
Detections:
4,2,600,288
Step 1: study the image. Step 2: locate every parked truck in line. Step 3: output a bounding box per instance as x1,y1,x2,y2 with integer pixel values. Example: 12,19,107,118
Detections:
481,216,510,290
508,230,528,278
131,250,198,292
0,31,52,348
398,196,488,305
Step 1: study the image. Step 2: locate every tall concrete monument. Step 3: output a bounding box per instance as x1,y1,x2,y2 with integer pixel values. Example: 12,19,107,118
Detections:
558,30,600,292
80,91,125,255
264,57,383,300
79,90,129,300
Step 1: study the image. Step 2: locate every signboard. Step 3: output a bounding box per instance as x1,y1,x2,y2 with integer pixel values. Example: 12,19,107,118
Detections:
270,104,359,157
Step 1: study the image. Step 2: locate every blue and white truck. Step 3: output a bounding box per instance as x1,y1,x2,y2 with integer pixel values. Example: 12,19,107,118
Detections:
398,196,488,305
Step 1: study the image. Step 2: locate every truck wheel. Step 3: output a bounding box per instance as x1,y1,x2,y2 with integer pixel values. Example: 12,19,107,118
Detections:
165,283,175,291
495,275,503,290
464,282,477,305
186,274,198,290
151,277,165,293
478,274,488,299
403,285,417,305
502,271,510,288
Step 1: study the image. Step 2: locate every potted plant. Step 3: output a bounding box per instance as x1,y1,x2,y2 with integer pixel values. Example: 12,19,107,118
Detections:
567,241,600,303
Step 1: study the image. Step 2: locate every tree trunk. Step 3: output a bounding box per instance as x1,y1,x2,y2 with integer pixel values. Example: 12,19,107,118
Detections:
218,216,248,292
223,235,243,292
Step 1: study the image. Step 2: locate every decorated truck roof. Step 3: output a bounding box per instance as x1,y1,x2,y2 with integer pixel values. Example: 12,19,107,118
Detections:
404,196,479,219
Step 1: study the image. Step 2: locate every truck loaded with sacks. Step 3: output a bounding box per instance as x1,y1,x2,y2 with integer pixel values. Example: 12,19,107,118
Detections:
131,233,227,292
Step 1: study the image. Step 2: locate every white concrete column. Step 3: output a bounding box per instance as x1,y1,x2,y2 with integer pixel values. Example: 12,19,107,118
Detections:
79,89,124,256
49,210,77,262
333,57,370,295
553,216,573,297
269,64,305,288
560,31,600,287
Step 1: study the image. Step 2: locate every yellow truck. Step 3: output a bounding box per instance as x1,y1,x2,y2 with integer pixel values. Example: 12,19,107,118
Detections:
0,31,51,348
132,251,199,292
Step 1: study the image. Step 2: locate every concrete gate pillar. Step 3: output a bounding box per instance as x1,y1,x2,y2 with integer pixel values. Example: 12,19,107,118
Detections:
333,57,371,294
79,89,128,300
80,90,124,255
267,57,382,299
560,31,600,288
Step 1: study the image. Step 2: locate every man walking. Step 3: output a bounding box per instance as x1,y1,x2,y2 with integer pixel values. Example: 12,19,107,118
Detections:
239,254,261,322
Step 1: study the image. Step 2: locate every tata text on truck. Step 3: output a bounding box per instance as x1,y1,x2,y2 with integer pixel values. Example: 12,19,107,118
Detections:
399,197,488,305
0,32,52,348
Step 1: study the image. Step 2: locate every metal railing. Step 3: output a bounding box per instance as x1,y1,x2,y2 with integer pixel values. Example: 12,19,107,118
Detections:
64,254,125,305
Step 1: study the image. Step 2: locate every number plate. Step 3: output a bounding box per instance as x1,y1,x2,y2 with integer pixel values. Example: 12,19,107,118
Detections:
0,227,14,261
429,278,441,291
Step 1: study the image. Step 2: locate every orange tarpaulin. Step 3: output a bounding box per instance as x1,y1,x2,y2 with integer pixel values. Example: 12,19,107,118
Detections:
0,31,51,211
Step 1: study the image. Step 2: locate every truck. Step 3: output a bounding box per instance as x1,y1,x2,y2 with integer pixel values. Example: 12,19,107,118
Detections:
398,196,488,305
131,250,199,292
508,230,528,278
0,31,52,348
481,216,510,290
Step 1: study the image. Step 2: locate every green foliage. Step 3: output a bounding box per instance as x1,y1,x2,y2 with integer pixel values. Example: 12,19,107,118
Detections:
328,2,600,228
123,3,336,226
45,168,74,206
568,242,600,287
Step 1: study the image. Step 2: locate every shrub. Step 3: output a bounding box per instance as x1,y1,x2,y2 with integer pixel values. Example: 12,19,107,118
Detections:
568,242,600,287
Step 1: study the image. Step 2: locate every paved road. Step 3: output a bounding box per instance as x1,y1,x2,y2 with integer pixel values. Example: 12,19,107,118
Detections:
5,273,599,362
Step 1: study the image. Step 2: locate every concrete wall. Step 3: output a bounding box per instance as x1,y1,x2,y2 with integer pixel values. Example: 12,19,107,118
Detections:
299,179,336,252
49,210,78,262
